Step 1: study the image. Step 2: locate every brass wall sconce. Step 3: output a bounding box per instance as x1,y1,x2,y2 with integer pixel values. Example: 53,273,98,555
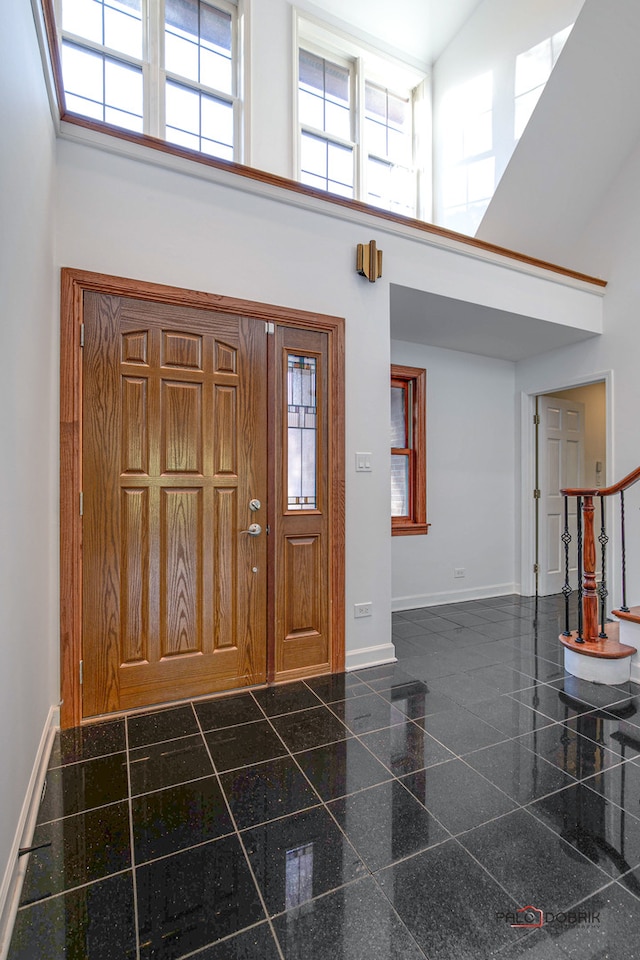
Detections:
356,240,383,283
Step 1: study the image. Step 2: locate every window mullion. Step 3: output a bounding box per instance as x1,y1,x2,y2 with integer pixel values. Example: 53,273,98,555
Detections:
61,32,144,68
355,56,365,202
299,125,355,151
147,0,163,138
232,0,241,162
165,70,235,103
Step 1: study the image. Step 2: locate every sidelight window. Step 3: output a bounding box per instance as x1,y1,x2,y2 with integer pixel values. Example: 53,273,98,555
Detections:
287,354,318,511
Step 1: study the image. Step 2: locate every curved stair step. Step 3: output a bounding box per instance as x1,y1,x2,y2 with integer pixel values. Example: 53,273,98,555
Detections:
559,623,636,659
612,605,640,624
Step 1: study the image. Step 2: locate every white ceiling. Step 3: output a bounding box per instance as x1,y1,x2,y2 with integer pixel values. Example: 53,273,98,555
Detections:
390,285,599,362
299,0,485,66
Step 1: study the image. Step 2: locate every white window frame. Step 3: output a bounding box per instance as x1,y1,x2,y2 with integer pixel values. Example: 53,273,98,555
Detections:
297,42,358,198
55,0,243,160
294,11,429,219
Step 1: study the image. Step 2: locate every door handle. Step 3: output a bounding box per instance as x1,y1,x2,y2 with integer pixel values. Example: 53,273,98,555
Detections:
240,523,262,536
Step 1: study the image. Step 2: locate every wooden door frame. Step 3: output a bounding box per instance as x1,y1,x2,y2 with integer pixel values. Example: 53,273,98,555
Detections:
60,268,345,729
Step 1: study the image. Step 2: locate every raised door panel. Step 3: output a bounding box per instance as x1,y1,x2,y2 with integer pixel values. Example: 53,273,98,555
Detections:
282,535,327,671
160,487,203,657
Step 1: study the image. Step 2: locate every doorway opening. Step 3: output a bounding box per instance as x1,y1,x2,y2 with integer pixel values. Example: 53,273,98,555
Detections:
534,380,607,597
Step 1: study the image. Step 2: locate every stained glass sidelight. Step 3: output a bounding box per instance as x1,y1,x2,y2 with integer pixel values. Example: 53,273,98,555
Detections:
287,355,317,510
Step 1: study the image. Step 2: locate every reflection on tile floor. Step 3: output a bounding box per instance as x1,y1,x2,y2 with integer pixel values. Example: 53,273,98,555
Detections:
9,594,640,959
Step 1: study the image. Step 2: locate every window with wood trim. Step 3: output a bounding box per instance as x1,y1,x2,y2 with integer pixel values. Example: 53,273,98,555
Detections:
391,365,427,535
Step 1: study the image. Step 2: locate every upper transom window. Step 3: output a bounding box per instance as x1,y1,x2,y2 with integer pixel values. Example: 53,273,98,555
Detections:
296,17,427,218
57,0,239,161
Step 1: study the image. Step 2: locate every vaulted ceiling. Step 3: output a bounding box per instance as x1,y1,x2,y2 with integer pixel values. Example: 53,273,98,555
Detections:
477,0,640,272
298,0,484,66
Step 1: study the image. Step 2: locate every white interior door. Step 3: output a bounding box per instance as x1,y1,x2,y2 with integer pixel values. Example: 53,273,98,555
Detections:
538,395,585,596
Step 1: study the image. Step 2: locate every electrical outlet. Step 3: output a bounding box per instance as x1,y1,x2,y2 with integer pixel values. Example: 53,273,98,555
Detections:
354,602,372,618
454,567,465,579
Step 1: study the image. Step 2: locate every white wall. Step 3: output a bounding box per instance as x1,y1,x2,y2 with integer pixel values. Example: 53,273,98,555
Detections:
0,0,58,926
433,0,583,235
391,340,516,608
516,131,640,607
246,0,294,177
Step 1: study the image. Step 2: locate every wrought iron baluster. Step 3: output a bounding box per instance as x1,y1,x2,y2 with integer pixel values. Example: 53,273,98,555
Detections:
620,489,629,612
561,495,572,637
598,496,609,637
575,496,584,642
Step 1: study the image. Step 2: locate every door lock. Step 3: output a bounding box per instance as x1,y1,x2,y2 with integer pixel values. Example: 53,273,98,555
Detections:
249,499,262,512
240,523,262,536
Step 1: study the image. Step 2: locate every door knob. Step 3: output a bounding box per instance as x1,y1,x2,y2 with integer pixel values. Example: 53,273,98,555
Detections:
240,523,262,536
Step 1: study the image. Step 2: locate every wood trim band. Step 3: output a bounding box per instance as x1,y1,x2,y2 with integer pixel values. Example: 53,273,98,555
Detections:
60,271,84,730
41,0,66,111
40,0,606,290
60,113,608,288
60,268,345,728
562,465,640,498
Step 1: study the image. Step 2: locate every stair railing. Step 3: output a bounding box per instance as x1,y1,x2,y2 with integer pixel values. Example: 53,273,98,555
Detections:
561,466,640,643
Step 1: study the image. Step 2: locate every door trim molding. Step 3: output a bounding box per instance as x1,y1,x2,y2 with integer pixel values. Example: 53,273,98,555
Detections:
519,371,613,599
60,268,345,729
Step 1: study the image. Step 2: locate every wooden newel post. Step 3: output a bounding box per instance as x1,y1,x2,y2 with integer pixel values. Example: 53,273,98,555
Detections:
582,495,599,642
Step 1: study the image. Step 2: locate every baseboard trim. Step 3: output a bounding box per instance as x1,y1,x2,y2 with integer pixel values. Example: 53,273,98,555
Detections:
392,583,519,612
345,643,396,672
0,705,59,960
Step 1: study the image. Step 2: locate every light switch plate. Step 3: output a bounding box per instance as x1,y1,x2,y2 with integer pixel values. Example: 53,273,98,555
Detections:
356,452,372,472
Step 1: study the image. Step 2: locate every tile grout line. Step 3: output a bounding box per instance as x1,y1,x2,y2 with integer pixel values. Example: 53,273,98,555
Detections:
174,919,283,960
14,868,133,913
261,687,438,960
491,873,624,958
247,688,376,860
456,804,620,902
189,700,287,960
124,716,142,960
15,594,640,959
32,793,128,828
46,745,127,773
280,688,472,873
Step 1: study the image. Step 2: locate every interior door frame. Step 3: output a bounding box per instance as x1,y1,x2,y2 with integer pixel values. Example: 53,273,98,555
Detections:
60,268,345,729
519,371,613,598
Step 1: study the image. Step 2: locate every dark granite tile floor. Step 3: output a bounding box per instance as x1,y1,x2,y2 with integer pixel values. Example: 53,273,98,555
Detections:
9,594,640,960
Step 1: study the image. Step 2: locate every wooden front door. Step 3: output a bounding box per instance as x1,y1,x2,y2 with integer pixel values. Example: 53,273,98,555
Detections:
82,293,268,716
